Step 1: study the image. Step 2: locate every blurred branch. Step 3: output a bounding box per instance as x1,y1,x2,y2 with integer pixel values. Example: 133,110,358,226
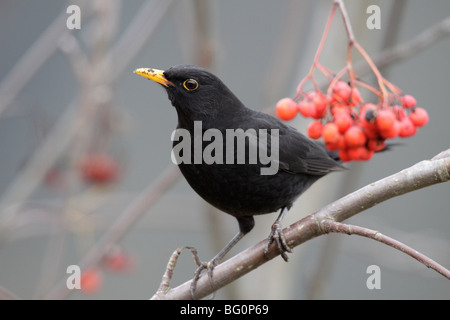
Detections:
152,148,450,299
0,286,20,300
0,0,174,244
110,0,174,80
0,1,89,118
354,15,450,75
44,165,181,299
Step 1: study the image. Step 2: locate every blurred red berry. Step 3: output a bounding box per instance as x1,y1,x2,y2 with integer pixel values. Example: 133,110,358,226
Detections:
307,121,323,139
360,103,378,122
380,120,400,139
367,139,386,152
331,81,351,103
399,117,417,137
102,249,136,273
276,97,298,121
331,104,348,116
376,109,396,131
298,100,315,118
338,149,351,162
81,269,102,294
344,126,366,148
334,111,353,134
409,107,429,127
361,120,379,140
349,87,361,106
81,153,119,184
322,123,340,144
348,146,373,161
309,92,328,119
392,105,406,120
401,94,417,109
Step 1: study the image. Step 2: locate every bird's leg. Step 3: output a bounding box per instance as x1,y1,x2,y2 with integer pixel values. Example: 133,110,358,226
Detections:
264,207,292,261
190,231,244,298
190,216,255,299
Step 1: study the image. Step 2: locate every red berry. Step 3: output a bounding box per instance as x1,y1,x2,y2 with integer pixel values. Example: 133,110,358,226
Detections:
311,92,327,115
380,120,400,139
361,148,374,161
401,94,416,109
338,149,351,162
399,117,417,137
344,126,366,148
334,111,353,134
276,98,298,121
307,121,323,139
322,123,340,144
81,269,102,294
349,87,361,106
331,81,351,103
367,139,386,152
392,105,406,120
326,135,346,152
376,109,396,131
81,153,119,184
361,120,379,140
306,92,327,119
348,146,373,161
409,107,429,127
102,249,135,273
298,100,315,118
360,103,378,123
336,135,347,149
331,104,348,116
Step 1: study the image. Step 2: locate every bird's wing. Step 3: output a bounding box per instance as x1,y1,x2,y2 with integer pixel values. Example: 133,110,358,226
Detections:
249,112,344,175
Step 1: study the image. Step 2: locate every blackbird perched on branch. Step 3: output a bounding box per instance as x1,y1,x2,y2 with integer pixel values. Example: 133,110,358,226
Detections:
135,65,343,294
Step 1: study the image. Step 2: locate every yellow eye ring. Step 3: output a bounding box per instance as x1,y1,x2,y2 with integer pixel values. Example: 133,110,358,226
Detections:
183,79,199,91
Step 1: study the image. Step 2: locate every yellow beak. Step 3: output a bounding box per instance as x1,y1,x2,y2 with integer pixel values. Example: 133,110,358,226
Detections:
134,68,173,87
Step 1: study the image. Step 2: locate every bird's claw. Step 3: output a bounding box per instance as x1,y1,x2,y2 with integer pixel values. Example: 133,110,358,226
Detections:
264,221,292,261
190,259,218,299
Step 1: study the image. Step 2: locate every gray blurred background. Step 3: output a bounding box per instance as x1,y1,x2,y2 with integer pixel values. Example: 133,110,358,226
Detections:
0,0,449,299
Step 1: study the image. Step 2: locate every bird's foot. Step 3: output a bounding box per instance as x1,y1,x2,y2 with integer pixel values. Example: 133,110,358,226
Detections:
190,258,219,299
264,221,292,262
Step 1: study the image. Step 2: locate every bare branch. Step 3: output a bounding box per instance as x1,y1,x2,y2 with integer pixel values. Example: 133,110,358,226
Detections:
152,148,450,299
321,221,450,279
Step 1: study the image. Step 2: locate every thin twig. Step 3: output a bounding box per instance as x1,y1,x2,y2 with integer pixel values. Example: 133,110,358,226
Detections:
322,221,450,280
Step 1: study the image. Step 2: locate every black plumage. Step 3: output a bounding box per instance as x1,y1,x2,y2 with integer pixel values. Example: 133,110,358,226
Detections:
135,64,343,293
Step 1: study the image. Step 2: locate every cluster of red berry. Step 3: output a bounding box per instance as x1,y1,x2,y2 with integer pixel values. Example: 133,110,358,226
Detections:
276,81,428,161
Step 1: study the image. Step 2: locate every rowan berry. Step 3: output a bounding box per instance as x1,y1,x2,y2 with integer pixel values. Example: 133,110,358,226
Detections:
409,107,429,127
276,98,298,121
307,121,323,139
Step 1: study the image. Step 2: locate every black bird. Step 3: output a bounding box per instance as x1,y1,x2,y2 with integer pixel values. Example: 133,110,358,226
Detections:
135,65,343,292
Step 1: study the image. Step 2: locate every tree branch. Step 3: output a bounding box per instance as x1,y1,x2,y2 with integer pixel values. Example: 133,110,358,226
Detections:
152,148,450,299
321,221,450,279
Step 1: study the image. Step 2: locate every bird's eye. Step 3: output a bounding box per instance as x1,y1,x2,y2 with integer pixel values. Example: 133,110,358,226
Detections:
183,79,199,91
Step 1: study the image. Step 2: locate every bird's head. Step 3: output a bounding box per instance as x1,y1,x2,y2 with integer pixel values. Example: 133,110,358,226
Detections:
134,65,245,126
